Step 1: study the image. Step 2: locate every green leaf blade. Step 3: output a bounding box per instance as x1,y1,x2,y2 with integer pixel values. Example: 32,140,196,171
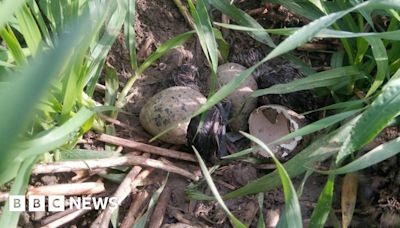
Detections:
337,77,400,162
252,66,360,97
208,0,275,47
309,175,335,228
241,132,302,228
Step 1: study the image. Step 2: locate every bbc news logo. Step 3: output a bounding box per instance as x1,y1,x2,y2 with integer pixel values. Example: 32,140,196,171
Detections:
8,195,119,212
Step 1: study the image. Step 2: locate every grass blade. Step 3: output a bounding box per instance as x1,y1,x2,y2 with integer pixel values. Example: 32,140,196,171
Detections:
297,170,313,197
0,108,94,185
252,66,360,97
0,25,27,65
301,99,366,115
133,173,169,228
241,132,302,228
137,31,194,74
213,28,230,62
271,109,361,145
309,175,335,228
221,147,257,159
215,22,400,41
208,0,275,47
105,65,119,108
0,0,27,30
0,156,37,227
188,0,218,72
28,1,53,46
322,137,400,175
365,37,389,97
18,108,94,160
124,0,138,70
193,146,246,228
85,1,124,96
257,193,265,228
15,4,42,55
58,149,118,161
264,2,368,61
337,76,400,162
263,0,324,20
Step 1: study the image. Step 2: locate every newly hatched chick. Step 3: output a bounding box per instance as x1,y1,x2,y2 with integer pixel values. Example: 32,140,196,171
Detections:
169,64,232,164
187,101,231,164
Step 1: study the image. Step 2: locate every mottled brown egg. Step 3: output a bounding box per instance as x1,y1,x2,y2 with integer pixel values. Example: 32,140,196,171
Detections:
217,63,258,131
139,86,206,144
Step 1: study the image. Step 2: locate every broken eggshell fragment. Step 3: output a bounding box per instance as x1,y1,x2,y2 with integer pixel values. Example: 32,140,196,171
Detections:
139,86,206,144
217,63,258,131
248,105,306,159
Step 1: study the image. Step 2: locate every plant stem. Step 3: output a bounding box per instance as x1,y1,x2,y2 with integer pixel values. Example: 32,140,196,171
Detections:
172,0,195,29
114,71,141,117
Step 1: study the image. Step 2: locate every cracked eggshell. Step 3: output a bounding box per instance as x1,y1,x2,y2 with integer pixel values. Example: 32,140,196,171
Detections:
248,105,306,159
217,63,258,131
139,86,206,144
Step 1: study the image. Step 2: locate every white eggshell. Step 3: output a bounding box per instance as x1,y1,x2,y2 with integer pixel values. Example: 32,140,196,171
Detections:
248,105,306,158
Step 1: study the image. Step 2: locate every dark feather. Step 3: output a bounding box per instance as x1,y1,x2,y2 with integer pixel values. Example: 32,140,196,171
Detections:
165,63,199,90
187,101,231,164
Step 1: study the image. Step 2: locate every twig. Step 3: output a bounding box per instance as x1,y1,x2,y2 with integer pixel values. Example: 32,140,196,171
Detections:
40,207,82,226
97,154,149,228
247,7,268,16
297,43,330,52
137,37,154,61
97,134,197,162
120,168,154,227
169,208,206,227
99,114,135,130
95,83,106,92
221,14,231,37
172,0,195,29
98,115,151,141
77,138,89,144
90,168,155,228
214,180,236,190
256,163,277,170
28,182,105,196
32,154,199,181
131,167,155,189
41,207,93,228
120,191,150,228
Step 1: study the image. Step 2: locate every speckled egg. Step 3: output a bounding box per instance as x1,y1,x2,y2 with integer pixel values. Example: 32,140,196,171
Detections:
139,86,206,144
217,63,258,131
